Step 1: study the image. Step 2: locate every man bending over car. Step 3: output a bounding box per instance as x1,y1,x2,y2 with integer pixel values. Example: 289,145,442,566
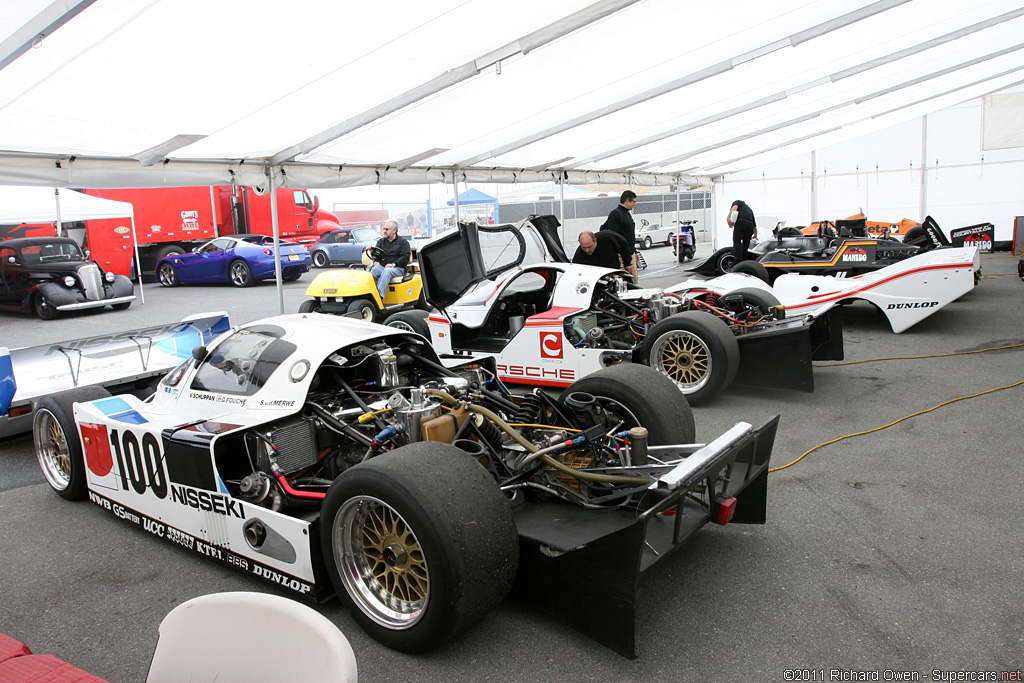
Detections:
573,230,634,274
367,220,411,298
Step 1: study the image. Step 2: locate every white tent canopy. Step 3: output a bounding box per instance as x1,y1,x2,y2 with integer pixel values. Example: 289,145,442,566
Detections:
0,185,133,223
1,0,1022,190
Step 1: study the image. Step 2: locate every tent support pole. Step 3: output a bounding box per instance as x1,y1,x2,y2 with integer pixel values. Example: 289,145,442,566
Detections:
269,168,284,315
130,214,144,304
54,188,63,237
675,176,681,249
452,173,460,224
710,180,718,252
919,115,928,220
810,151,817,224
559,174,565,246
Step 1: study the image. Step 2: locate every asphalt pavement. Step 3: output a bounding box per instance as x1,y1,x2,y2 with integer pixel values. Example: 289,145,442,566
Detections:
1,245,1022,682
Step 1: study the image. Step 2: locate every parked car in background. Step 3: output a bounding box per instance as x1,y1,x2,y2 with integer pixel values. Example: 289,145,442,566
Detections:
156,234,311,288
0,236,134,320
634,219,674,249
308,226,380,267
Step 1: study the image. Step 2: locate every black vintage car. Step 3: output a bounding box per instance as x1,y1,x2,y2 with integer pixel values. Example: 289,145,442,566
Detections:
0,236,135,320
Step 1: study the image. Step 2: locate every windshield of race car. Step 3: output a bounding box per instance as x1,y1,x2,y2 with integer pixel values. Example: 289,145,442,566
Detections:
190,327,297,396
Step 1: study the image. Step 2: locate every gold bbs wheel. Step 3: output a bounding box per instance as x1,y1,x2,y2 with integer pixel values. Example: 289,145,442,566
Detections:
640,311,739,406
320,442,518,653
649,329,711,389
334,496,428,629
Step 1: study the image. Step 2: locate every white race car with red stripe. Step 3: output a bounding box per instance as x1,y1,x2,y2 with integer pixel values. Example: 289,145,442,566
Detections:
667,246,980,334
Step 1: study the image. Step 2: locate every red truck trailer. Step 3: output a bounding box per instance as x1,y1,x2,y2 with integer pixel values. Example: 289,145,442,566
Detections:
67,186,341,279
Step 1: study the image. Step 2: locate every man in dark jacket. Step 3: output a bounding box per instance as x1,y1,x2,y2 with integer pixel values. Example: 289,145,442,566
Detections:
600,190,638,282
727,199,756,263
368,220,411,299
572,230,633,273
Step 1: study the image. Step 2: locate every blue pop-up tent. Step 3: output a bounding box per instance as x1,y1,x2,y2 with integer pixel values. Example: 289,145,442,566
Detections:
447,188,499,222
446,188,496,205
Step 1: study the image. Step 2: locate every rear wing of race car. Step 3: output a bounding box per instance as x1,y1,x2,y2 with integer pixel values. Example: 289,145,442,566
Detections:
0,312,230,438
511,415,779,658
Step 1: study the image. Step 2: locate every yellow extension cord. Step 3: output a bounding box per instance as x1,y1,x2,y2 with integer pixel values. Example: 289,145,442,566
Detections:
770,341,1024,472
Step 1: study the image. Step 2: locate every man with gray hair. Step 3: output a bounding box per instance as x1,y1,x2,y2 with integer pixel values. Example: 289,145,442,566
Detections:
367,220,411,299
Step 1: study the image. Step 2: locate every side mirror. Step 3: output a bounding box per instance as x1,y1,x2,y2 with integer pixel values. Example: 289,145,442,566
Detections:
313,195,320,212
192,247,201,254
191,345,209,362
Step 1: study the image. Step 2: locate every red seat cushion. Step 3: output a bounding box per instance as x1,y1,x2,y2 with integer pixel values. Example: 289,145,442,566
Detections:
0,654,112,682
0,632,32,663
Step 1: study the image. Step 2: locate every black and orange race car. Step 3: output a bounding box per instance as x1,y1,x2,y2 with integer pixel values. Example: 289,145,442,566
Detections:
802,213,920,239
688,216,964,282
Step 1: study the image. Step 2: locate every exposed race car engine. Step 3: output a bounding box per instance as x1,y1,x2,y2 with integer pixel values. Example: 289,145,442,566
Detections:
212,333,683,514
563,273,788,349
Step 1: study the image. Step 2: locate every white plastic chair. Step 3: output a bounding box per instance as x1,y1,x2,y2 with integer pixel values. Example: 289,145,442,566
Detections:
146,592,357,683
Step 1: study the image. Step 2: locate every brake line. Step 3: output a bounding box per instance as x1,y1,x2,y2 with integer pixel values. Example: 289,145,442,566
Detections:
770,379,1024,472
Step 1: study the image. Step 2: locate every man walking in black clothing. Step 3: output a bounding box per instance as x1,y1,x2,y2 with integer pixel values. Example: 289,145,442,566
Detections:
572,230,633,274
600,190,638,282
727,199,756,264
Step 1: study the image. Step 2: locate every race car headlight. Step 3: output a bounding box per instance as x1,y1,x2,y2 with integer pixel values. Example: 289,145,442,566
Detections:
63,275,76,286
104,271,116,283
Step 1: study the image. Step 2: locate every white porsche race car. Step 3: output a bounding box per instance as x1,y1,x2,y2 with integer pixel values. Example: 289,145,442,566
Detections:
410,216,843,405
665,245,980,334
33,312,778,658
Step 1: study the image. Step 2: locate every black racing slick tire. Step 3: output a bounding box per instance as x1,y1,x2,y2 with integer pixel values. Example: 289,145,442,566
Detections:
715,249,736,275
384,310,430,338
33,386,111,501
730,260,770,284
347,298,377,321
157,262,180,287
312,250,330,268
640,311,740,405
560,364,695,445
111,302,131,310
727,287,781,316
229,259,254,287
298,299,322,314
320,442,519,654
